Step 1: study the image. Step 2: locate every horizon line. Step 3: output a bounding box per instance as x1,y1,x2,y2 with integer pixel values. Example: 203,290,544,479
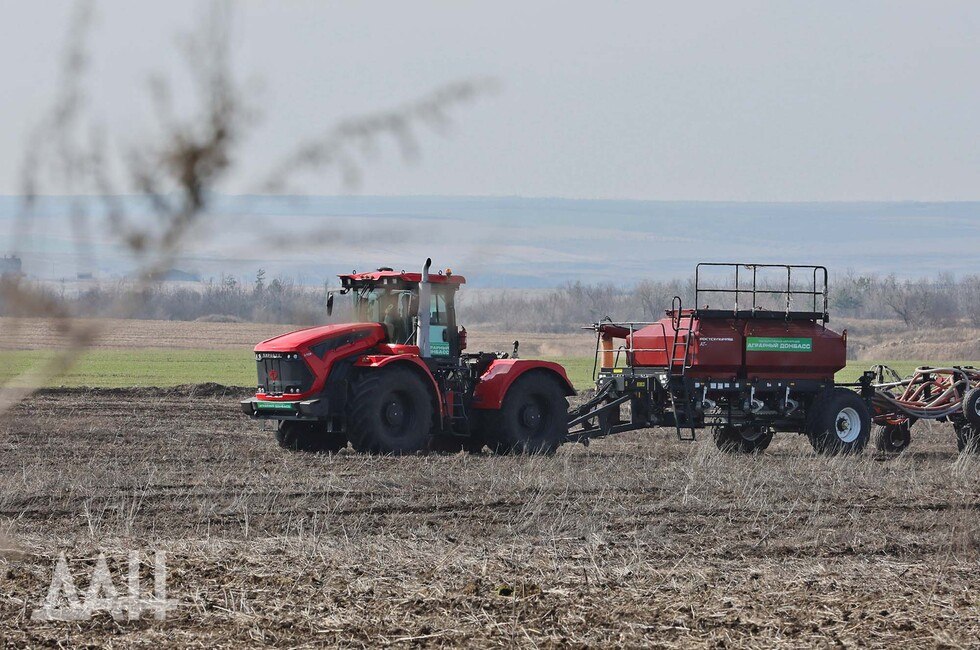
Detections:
2,193,980,206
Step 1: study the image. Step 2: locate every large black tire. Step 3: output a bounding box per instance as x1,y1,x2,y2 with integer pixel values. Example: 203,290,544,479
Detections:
956,422,980,454
484,374,569,455
348,367,434,454
873,421,912,454
806,388,871,456
276,420,347,454
963,387,980,429
713,425,773,454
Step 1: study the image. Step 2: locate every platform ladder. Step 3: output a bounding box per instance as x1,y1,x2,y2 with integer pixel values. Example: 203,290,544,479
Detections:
668,297,697,441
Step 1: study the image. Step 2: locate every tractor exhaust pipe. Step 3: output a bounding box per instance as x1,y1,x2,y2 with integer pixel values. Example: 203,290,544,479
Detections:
417,258,433,357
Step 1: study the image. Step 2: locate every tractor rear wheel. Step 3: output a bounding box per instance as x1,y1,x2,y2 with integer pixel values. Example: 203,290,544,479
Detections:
349,367,433,455
956,422,980,454
873,421,912,454
806,388,871,456
276,420,347,454
712,425,772,454
485,374,568,455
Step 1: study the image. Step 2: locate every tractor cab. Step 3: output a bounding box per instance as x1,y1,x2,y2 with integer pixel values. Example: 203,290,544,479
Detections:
338,265,466,361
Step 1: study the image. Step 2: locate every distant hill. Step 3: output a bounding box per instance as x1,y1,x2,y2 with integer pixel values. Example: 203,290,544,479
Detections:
1,196,978,286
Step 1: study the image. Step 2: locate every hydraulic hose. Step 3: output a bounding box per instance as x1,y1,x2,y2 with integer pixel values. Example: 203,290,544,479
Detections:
870,365,980,423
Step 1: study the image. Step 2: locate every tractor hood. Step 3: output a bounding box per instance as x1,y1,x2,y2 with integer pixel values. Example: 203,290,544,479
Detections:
255,322,385,353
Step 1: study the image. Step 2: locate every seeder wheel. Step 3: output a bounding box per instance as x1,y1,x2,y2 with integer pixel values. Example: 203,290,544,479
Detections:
873,421,912,454
955,386,980,454
806,388,871,456
964,387,980,429
956,422,980,454
712,425,772,454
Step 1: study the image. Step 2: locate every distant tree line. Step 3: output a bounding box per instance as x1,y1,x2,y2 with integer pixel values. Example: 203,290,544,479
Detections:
0,271,330,325
464,273,980,331
1,270,978,330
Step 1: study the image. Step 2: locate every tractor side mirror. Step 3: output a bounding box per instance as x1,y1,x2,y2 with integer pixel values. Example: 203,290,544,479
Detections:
326,293,335,317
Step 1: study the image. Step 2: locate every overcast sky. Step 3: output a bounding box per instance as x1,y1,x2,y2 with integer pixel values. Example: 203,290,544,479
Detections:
1,0,979,201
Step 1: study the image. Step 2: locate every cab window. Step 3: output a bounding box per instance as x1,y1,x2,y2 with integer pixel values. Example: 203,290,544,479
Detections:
430,292,448,326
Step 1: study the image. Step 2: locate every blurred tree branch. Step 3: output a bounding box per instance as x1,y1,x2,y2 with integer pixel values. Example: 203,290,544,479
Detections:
0,0,493,413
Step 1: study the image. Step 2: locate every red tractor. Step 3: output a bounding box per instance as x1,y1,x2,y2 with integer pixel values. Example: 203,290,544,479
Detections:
241,260,575,454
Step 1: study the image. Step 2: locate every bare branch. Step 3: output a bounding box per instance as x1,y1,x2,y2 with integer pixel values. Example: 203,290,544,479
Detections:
1,1,493,415
262,78,497,192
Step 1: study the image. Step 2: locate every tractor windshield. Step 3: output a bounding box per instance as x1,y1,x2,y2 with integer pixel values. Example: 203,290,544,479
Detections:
353,285,418,344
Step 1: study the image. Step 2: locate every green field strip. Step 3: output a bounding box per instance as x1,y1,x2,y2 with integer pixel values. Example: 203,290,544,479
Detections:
0,349,254,388
0,350,975,390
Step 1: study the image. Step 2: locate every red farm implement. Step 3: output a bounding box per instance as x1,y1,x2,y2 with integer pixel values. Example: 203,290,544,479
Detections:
566,263,980,455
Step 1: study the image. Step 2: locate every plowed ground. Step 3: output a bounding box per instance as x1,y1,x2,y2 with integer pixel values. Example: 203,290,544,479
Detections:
1,387,978,647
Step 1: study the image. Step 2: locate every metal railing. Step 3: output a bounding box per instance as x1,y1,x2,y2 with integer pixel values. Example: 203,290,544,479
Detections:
589,320,690,380
694,263,829,322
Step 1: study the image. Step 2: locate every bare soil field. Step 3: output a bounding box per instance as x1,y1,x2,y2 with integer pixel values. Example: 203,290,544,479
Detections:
1,387,979,647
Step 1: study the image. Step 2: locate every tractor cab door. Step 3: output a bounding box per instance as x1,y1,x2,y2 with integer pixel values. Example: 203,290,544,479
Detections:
427,286,460,360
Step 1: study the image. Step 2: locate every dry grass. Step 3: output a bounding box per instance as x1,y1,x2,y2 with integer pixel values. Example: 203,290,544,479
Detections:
7,315,980,363
841,317,980,361
1,388,978,647
0,316,597,358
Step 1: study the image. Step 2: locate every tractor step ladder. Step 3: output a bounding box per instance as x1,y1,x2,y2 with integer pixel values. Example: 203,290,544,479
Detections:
668,298,697,441
449,391,470,434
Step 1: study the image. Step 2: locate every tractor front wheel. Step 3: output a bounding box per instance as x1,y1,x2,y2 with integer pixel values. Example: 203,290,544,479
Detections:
486,374,568,455
276,420,347,454
806,389,871,456
349,367,434,455
713,425,773,454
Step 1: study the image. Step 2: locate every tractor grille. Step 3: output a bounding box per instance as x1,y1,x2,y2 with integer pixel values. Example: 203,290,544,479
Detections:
256,353,315,396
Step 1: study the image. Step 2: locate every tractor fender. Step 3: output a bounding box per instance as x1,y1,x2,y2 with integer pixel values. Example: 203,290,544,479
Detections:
471,359,576,410
353,354,444,418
